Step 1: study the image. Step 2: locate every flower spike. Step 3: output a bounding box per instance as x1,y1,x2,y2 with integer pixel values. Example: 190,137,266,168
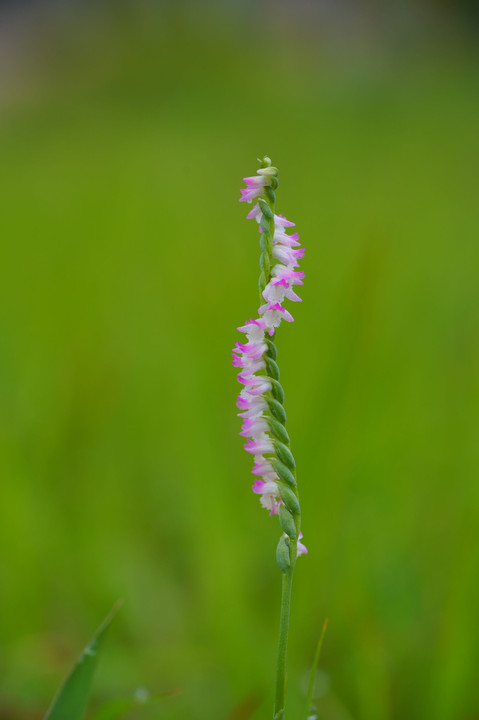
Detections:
233,157,310,720
233,157,306,559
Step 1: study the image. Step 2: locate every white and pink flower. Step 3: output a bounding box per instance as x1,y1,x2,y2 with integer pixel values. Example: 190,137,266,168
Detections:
239,175,272,203
233,164,306,552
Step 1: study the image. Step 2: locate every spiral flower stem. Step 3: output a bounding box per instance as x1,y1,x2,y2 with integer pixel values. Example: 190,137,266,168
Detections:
255,157,302,720
235,157,306,720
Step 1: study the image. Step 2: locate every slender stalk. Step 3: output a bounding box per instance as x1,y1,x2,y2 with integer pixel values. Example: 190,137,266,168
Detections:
274,541,297,720
303,618,329,720
235,158,306,719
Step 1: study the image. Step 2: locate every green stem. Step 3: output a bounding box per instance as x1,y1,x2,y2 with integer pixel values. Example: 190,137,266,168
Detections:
274,540,297,720
303,618,329,720
253,157,301,719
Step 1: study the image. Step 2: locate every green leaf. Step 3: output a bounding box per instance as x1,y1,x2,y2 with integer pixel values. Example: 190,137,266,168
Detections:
258,199,274,220
269,379,284,404
273,441,296,472
270,458,296,488
266,397,286,425
276,536,290,572
279,505,297,539
267,417,290,445
265,338,277,361
279,485,300,516
44,602,122,720
265,356,280,381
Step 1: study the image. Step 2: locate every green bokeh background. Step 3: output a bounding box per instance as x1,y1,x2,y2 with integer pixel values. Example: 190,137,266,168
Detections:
1,3,478,719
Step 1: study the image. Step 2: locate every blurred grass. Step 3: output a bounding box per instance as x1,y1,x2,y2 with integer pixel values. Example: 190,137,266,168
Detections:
0,5,479,719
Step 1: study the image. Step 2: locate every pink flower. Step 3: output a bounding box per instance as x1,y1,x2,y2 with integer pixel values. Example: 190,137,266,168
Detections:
231,352,265,373
252,479,281,515
240,417,269,438
273,245,304,267
239,175,271,203
252,456,275,476
240,377,271,396
244,435,275,456
237,318,267,343
258,303,295,330
246,204,262,221
243,175,270,188
240,187,263,203
234,340,267,360
262,281,302,304
274,213,295,228
260,491,281,515
272,266,305,285
297,532,308,556
273,230,301,248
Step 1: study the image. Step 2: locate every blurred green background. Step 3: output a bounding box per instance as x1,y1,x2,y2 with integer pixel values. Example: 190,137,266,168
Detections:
1,1,479,718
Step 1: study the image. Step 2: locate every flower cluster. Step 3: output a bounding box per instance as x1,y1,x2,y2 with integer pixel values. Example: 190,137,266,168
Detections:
233,164,307,556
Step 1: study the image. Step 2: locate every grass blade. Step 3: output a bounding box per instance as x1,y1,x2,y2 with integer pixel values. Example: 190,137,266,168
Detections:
303,618,329,720
44,601,122,720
